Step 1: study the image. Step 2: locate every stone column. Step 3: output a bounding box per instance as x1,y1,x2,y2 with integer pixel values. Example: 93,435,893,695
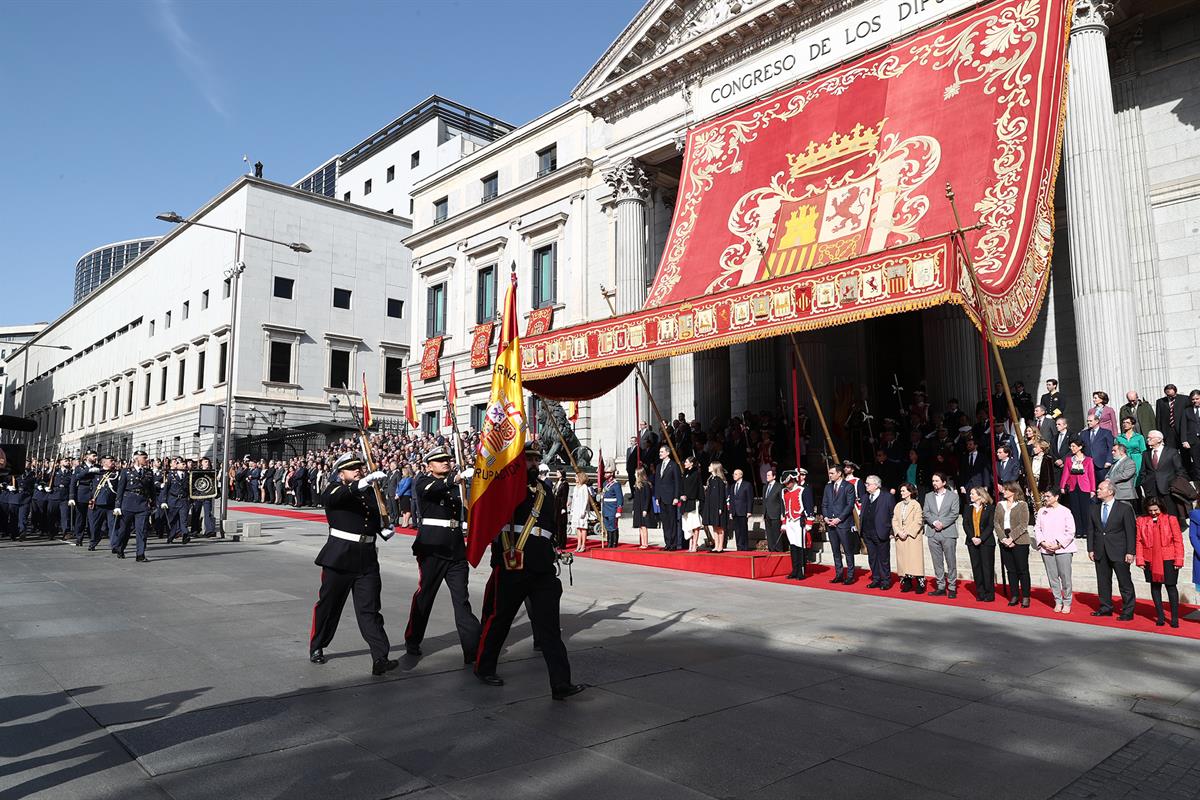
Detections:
670,355,695,423
1063,1,1140,408
694,347,731,430
604,158,652,451
922,307,983,410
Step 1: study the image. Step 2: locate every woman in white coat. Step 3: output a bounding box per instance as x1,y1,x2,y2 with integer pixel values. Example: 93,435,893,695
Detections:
569,471,594,553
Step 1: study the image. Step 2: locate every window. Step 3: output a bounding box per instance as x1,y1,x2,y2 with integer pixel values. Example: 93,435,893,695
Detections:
217,341,228,384
537,144,558,176
471,403,487,431
421,411,437,435
386,165,395,182
409,198,414,215
476,264,496,323
90,395,95,426
363,179,372,196
165,311,171,329
273,276,294,299
149,320,155,337
343,191,351,202
433,197,448,224
426,282,447,338
387,298,404,319
268,341,292,383
113,386,120,418
481,173,498,203
143,373,152,408
176,359,186,397
69,404,75,431
333,287,352,309
201,290,209,310
196,350,206,390
329,348,350,389
411,151,420,168
182,301,189,320
532,244,557,308
160,365,168,403
100,391,107,422
125,380,133,414
384,356,404,395
223,278,231,298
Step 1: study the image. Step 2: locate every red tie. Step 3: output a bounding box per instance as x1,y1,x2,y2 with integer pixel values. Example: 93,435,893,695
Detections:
1152,449,1160,469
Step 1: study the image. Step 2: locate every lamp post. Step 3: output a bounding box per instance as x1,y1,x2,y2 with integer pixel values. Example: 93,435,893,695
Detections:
9,341,72,445
156,211,311,536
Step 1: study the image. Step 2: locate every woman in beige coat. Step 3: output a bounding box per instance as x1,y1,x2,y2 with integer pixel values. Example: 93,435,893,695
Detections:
892,482,925,593
994,481,1032,608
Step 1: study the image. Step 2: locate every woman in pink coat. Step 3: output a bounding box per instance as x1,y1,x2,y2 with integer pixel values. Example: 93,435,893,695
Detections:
1059,439,1095,539
1091,391,1119,438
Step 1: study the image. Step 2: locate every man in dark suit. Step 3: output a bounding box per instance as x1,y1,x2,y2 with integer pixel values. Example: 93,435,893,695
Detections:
958,439,989,495
994,444,1021,485
727,468,753,551
761,469,784,551
654,445,682,550
1156,385,1186,449
1050,416,1073,482
860,475,895,590
1140,430,1186,521
1183,389,1200,480
1079,415,1114,483
1032,405,1056,443
625,436,641,497
1012,382,1035,422
1087,480,1137,620
821,465,858,584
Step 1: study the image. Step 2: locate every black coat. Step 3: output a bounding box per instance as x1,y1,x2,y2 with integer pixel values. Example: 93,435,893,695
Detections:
489,477,560,573
412,474,464,559
679,468,702,514
961,503,996,546
631,483,657,528
316,480,384,573
761,480,784,521
1140,446,1185,497
728,478,753,517
1156,396,1187,447
1087,500,1136,561
654,461,680,507
702,476,729,527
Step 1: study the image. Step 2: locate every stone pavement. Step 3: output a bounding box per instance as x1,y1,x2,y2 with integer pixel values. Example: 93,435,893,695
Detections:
3,507,1200,800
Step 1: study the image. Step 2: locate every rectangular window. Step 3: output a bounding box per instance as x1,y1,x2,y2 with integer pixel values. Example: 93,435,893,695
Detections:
273,276,294,299
69,404,75,431
201,290,209,310
386,165,395,182
100,391,107,422
113,386,120,418
159,365,168,403
333,287,352,309
421,411,437,435
384,356,404,395
409,198,414,215
433,197,448,223
268,341,291,383
126,380,134,414
143,373,151,407
411,151,420,168
476,264,496,324
363,178,372,196
177,359,186,397
223,278,231,298
481,173,498,203
217,341,228,384
149,320,155,337
196,350,206,390
329,348,350,389
90,396,95,426
182,301,189,320
343,191,351,202
537,144,558,176
165,311,171,329
387,298,404,319
426,283,447,338
532,244,557,308
470,403,487,432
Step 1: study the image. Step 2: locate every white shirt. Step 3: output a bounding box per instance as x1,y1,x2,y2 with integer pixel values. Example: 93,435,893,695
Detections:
934,490,946,511
1000,501,1013,529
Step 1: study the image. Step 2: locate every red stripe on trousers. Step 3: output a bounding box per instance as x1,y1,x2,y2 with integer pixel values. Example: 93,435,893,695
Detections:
473,566,499,672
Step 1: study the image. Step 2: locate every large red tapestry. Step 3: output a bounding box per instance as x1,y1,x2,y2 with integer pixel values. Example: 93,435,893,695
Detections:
523,0,1069,396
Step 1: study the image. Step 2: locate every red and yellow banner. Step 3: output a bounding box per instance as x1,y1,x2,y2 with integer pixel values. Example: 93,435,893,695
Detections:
521,0,1069,395
526,306,554,337
470,322,494,369
466,273,527,567
360,372,373,429
420,336,443,380
404,369,418,430
444,362,458,428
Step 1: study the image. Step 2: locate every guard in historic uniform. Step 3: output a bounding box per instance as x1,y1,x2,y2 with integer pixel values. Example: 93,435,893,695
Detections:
475,443,586,700
114,450,158,561
403,447,480,661
69,450,100,545
88,456,119,552
309,452,398,676
162,458,191,544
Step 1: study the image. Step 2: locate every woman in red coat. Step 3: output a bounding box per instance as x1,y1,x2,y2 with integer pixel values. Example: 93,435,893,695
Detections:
1136,498,1185,627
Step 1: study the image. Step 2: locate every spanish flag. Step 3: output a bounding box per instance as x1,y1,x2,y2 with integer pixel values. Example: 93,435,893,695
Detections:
404,369,418,430
566,400,579,424
361,373,373,429
444,362,458,428
466,271,526,567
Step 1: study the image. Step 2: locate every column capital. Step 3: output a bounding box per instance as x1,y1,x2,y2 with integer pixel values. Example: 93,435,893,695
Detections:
1072,0,1113,36
604,158,652,203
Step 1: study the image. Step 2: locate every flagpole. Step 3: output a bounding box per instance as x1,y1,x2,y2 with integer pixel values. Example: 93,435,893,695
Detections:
441,375,469,514
341,382,391,526
536,393,605,547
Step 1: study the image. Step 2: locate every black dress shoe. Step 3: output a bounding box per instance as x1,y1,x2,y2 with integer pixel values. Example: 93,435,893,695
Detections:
552,683,588,700
866,580,880,589
843,573,856,586
947,590,957,599
182,536,190,544
913,581,926,595
879,581,891,591
794,573,807,580
1020,597,1030,608
372,658,399,675
1007,595,1019,606
135,555,149,563
476,673,504,687
829,571,844,584
1170,619,1180,628
1118,613,1134,622
115,552,126,559
1090,610,1112,617
930,588,945,597
405,644,422,656
785,572,797,580
86,545,96,551
1155,618,1166,627
310,649,327,664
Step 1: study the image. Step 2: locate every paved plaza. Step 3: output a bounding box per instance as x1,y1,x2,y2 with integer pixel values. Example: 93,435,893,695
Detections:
3,508,1200,800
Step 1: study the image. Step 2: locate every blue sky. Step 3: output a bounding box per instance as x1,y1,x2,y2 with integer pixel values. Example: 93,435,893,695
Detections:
0,0,642,324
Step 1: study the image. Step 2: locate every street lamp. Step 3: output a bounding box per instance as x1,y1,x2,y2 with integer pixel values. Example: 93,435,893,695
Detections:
7,341,72,445
156,211,312,536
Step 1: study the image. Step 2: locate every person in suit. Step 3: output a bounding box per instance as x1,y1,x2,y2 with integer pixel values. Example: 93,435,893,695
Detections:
995,481,1032,607
1032,405,1056,445
860,475,895,590
962,486,997,601
871,449,902,492
994,445,1020,485
1050,416,1073,483
1012,382,1035,422
625,436,641,498
1040,379,1063,419
1156,385,1186,449
701,462,729,552
821,465,858,584
1119,390,1157,436
1184,389,1200,480
761,469,784,552
654,446,683,551
1136,498,1185,627
727,468,753,551
1087,480,1137,620
1140,429,1187,523
958,438,989,497
1060,439,1096,537
1107,443,1138,502
921,472,960,598
1079,414,1115,484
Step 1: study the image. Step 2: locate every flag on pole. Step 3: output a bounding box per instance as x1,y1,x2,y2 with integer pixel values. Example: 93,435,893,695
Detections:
361,373,373,429
597,447,605,489
466,269,526,567
565,400,579,424
404,369,419,430
444,362,458,428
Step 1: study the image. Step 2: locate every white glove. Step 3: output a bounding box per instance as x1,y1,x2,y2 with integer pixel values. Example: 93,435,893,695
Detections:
68,500,76,507
160,503,169,510
457,468,475,481
379,526,396,541
88,466,101,473
113,508,123,517
358,470,386,489
4,486,14,493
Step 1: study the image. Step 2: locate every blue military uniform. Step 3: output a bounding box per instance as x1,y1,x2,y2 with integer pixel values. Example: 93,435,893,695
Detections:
114,459,158,561
161,468,191,543
70,457,102,546
0,477,17,540
601,478,622,547
88,467,119,551
43,465,71,537
13,471,35,539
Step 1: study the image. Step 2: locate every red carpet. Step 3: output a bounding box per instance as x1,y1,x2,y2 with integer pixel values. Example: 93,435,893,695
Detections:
231,504,1198,638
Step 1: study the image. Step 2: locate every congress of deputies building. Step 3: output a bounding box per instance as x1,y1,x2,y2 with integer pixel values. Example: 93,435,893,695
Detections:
5,0,1199,466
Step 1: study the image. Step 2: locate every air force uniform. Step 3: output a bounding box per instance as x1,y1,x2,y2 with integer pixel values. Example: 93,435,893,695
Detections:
114,456,158,560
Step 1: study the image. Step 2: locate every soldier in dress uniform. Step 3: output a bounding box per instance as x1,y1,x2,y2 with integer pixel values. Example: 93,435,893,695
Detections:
69,451,101,546
0,474,17,540
403,447,480,661
13,466,35,539
114,450,158,562
162,458,191,544
474,443,586,700
308,452,398,676
46,458,72,539
88,456,119,552
193,456,218,537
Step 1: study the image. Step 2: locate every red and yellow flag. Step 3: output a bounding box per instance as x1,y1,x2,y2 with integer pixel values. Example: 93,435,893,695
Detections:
466,271,526,567
444,362,458,428
361,373,373,429
565,400,579,424
404,369,418,430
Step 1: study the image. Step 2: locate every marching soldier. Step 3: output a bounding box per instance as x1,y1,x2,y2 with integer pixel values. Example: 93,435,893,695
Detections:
13,466,34,539
192,457,218,537
308,452,398,676
0,474,16,540
474,443,586,700
47,458,72,539
69,451,101,547
114,450,158,562
162,458,191,544
88,456,119,552
403,447,480,661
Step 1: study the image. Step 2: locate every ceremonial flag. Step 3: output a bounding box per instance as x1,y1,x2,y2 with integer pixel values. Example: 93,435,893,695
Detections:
597,447,605,489
404,369,418,430
360,373,373,429
565,400,579,424
444,362,458,428
466,270,526,567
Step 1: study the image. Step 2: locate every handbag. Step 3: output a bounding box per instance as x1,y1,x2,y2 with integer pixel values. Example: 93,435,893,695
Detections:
1170,476,1198,503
